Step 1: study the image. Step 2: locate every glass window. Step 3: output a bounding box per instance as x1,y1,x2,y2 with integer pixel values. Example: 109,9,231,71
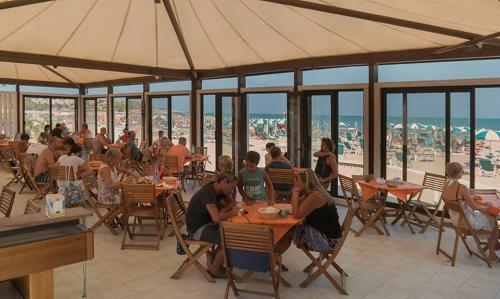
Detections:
24,97,50,142
127,98,143,143
84,100,96,135
96,98,108,132
113,84,143,94
150,81,190,92
311,95,331,170
338,91,364,176
386,93,403,180
303,66,368,85
112,97,126,142
51,98,77,133
202,77,237,90
85,87,107,95
0,84,16,92
450,92,471,187
20,85,79,94
247,93,288,167
379,59,500,82
246,72,293,88
151,97,169,142
171,95,190,147
203,95,216,171
475,87,500,191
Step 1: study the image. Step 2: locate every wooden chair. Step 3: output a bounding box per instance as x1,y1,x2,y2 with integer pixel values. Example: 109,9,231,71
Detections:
121,184,163,250
407,172,446,233
266,168,294,202
81,171,121,235
124,144,145,175
339,175,388,236
165,192,214,282
17,153,37,194
0,187,16,217
298,207,355,293
165,155,187,191
24,199,41,214
19,155,51,202
0,147,24,187
48,164,76,194
436,197,492,268
188,146,208,189
220,222,282,299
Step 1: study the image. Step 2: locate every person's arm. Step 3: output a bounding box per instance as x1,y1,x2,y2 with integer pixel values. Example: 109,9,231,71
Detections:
313,150,330,158
185,147,192,158
237,171,249,203
263,171,275,203
462,186,492,212
318,154,338,183
291,191,324,219
76,162,89,179
46,151,56,165
206,203,238,223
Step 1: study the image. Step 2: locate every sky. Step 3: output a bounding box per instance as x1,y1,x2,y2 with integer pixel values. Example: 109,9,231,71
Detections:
1,58,500,117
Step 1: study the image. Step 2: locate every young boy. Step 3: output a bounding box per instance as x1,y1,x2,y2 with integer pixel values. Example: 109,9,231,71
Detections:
238,151,274,203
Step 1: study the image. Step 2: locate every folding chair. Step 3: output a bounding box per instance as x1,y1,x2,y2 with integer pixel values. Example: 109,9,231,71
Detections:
436,198,493,268
165,192,215,282
81,171,121,235
0,187,16,217
298,207,355,294
20,156,51,202
24,199,42,214
166,155,187,191
220,222,283,299
48,164,76,195
266,168,294,202
407,172,446,233
121,184,164,250
339,175,388,236
17,153,37,194
188,146,207,189
0,147,24,187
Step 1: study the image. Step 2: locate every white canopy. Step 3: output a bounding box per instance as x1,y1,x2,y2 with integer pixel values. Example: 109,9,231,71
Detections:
0,0,499,85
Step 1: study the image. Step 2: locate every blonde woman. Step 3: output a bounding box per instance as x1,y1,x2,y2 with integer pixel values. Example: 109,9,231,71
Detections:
292,169,342,252
442,162,499,261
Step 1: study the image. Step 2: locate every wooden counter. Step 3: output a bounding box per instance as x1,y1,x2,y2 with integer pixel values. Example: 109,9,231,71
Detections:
0,208,94,299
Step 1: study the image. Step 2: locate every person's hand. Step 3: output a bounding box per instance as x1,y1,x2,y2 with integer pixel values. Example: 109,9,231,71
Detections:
293,187,301,194
483,201,493,208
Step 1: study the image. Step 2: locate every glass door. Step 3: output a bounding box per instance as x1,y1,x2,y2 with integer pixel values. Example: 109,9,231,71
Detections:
201,94,237,171
112,96,143,143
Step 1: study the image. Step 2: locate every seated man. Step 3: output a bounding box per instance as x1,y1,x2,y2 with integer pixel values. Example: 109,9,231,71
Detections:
265,146,293,196
34,138,63,182
14,133,30,157
167,137,191,174
186,172,239,277
153,130,165,147
126,131,143,161
79,123,94,138
94,127,111,154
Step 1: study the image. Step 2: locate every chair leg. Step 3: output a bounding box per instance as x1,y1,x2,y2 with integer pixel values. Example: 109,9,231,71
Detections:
451,220,462,267
171,245,214,283
436,212,445,255
300,250,347,294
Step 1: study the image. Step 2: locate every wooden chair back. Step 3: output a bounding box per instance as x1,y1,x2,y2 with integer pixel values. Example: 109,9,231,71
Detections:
165,154,182,174
338,174,361,208
166,192,187,239
220,222,273,254
81,171,98,202
0,187,16,217
421,172,446,193
24,199,41,214
267,168,294,185
121,184,156,205
48,164,76,182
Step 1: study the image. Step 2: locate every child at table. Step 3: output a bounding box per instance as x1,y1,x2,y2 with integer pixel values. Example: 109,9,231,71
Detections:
238,151,274,204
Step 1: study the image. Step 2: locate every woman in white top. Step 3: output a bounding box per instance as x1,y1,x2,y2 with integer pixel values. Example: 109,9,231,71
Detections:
57,144,87,179
442,162,499,261
97,149,139,204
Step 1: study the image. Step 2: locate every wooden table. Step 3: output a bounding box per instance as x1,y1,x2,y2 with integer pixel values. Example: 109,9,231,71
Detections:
358,180,424,234
0,208,93,299
107,143,124,150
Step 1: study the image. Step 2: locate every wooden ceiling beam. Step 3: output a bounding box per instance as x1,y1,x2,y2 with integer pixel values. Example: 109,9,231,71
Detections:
0,77,76,88
433,32,500,55
41,65,81,88
0,50,191,78
82,75,184,88
0,0,52,10
196,45,500,78
259,0,483,41
161,0,197,79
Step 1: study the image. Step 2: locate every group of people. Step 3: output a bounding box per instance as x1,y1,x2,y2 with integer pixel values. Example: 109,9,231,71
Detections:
37,123,94,145
186,143,343,277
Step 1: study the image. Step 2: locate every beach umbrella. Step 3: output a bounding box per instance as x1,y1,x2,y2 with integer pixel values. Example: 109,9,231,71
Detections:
394,123,403,129
339,122,348,127
475,130,500,141
409,123,419,130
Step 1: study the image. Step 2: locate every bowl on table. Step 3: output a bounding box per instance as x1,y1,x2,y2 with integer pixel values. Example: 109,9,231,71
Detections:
258,207,280,220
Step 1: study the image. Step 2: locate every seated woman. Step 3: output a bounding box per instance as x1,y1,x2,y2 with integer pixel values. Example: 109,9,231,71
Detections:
57,143,88,180
38,125,52,145
97,149,139,205
155,136,173,157
126,131,143,161
442,162,499,262
313,138,338,190
292,169,342,252
148,153,171,178
94,127,111,154
119,128,130,144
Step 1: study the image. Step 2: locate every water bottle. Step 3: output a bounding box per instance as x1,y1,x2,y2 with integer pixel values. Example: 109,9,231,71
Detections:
152,161,160,183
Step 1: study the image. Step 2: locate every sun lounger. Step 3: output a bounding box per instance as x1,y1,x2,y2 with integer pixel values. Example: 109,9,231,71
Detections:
479,158,496,177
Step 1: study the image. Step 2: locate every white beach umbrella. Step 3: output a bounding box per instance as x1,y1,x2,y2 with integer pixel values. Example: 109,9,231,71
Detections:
475,130,500,142
394,124,403,129
409,123,419,130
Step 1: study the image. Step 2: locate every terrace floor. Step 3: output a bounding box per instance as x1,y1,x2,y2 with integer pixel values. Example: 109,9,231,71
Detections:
1,171,499,299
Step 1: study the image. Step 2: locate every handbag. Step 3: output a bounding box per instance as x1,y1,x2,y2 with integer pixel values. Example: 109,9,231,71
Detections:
60,166,85,207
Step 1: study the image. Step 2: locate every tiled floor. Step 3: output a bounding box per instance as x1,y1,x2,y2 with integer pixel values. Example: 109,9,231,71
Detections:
1,171,500,299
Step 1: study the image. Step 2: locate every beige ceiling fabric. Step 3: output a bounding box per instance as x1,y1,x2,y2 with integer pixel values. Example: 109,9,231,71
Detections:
0,0,498,85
